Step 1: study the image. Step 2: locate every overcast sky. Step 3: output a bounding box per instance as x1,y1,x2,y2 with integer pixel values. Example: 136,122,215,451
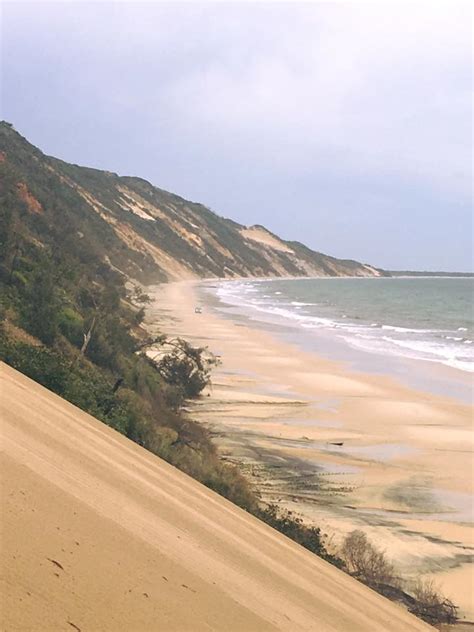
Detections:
1,1,472,271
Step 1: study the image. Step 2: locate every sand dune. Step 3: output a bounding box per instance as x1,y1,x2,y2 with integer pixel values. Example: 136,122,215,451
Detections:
0,361,432,631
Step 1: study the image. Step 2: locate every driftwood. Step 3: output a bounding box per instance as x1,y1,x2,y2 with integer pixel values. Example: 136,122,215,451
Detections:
350,579,458,625
70,316,96,369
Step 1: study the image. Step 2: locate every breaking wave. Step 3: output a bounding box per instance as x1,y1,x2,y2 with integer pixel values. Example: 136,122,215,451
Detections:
211,279,474,374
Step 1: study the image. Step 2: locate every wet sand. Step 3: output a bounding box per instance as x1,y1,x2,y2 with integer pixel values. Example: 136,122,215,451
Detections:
146,280,474,621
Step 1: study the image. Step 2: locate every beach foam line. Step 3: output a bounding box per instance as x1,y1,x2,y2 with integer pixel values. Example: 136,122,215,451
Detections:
341,334,474,373
210,281,474,374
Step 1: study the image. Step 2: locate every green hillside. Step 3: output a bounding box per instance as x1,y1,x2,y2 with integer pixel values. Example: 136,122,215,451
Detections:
0,120,344,566
0,121,384,283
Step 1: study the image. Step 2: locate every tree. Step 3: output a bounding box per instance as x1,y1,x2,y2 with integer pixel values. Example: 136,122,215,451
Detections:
23,265,60,344
340,530,458,626
150,337,220,398
0,162,23,281
341,530,398,588
409,579,458,625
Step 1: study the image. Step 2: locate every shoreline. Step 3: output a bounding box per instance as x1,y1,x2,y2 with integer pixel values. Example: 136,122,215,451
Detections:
197,277,472,404
145,280,474,621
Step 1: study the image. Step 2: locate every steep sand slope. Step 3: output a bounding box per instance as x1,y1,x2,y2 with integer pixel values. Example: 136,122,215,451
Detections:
0,362,432,631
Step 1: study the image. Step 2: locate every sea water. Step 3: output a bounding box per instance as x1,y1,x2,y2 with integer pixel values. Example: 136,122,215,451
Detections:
201,277,473,401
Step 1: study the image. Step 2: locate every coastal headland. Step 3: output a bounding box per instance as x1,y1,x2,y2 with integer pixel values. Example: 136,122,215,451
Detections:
146,280,474,621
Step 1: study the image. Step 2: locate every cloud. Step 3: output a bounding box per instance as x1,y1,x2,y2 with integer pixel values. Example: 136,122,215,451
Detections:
152,3,471,196
2,1,472,269
5,2,470,195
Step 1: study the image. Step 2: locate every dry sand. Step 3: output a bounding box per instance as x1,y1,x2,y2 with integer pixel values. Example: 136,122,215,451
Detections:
145,280,474,622
0,361,434,631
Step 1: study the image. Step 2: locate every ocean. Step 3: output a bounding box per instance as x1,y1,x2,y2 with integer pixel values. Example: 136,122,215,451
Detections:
200,277,473,401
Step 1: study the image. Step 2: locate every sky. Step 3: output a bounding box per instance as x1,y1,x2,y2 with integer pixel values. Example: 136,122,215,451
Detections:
1,1,472,271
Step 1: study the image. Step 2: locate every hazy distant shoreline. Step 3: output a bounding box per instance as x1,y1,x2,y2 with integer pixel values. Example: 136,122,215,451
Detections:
388,271,474,277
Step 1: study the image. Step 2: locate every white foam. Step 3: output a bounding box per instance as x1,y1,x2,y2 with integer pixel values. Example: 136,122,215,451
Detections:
210,281,474,374
257,306,335,327
381,324,435,334
342,335,474,373
444,358,474,372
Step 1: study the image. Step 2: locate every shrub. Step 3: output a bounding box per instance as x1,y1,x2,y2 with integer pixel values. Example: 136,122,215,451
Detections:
134,306,146,325
21,268,60,345
63,368,116,421
340,530,458,626
152,337,219,398
58,307,84,347
0,335,69,394
341,530,398,588
409,579,458,625
86,313,136,372
11,270,27,287
200,461,258,512
259,504,343,567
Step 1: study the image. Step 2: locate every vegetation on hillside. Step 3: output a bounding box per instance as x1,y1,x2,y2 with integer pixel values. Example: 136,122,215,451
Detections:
0,121,383,282
0,121,456,625
0,136,339,565
341,530,458,625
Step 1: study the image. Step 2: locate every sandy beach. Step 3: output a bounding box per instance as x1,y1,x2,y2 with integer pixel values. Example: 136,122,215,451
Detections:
1,361,436,632
146,280,474,621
